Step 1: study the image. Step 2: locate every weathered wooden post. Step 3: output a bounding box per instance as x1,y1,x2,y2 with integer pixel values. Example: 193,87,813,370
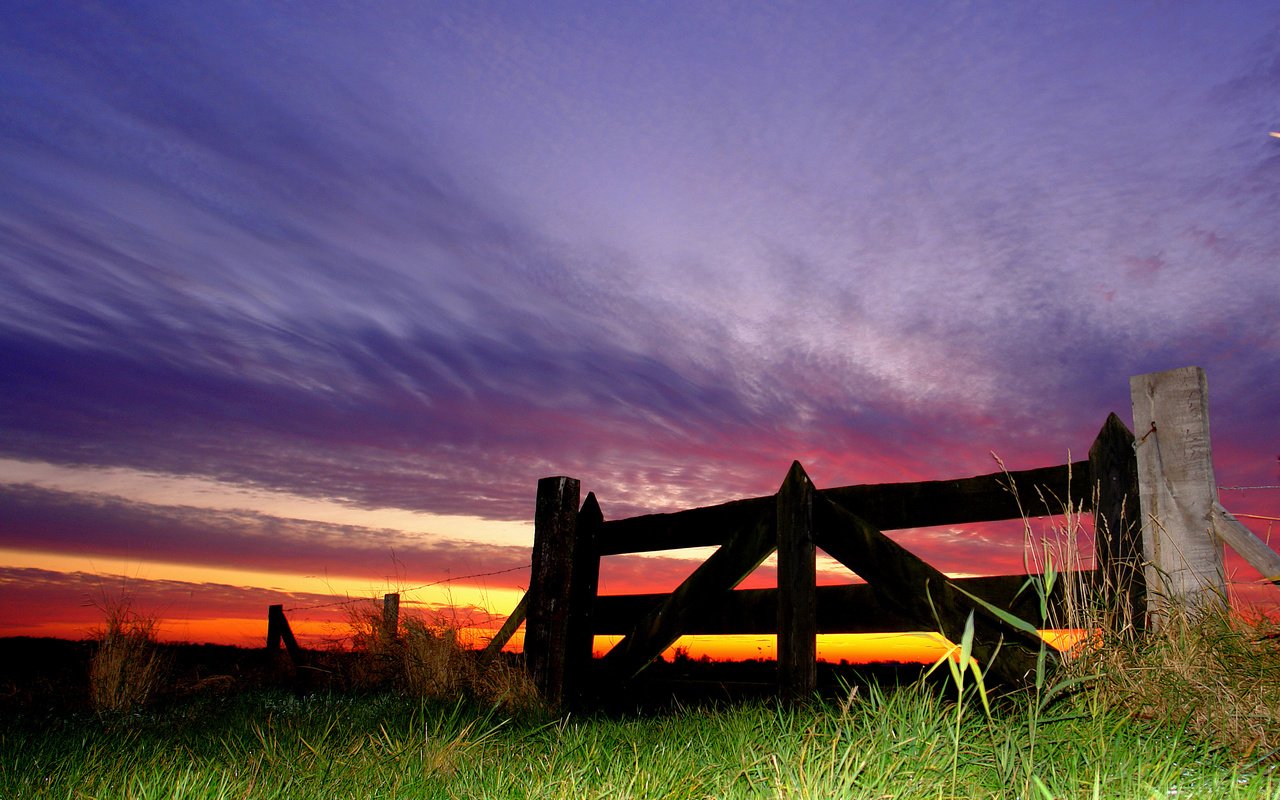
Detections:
1130,367,1228,621
777,461,817,700
524,476,582,710
381,593,400,643
564,492,602,707
1088,413,1145,631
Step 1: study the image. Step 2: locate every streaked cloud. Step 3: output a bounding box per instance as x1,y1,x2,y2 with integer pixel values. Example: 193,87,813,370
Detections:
2,2,1278,641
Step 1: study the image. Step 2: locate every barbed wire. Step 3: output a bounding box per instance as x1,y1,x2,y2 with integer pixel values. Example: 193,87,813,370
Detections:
396,563,532,597
284,595,373,614
285,562,531,613
1220,485,1280,491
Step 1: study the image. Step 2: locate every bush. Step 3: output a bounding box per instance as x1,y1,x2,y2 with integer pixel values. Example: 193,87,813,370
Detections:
399,616,476,700
1076,600,1280,762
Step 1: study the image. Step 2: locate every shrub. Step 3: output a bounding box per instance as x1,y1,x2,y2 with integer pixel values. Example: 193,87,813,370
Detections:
996,456,1280,763
399,616,476,700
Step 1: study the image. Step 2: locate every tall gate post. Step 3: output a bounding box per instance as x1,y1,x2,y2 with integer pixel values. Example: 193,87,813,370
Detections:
565,493,603,709
524,476,581,709
1088,413,1145,631
1129,367,1228,622
777,461,817,700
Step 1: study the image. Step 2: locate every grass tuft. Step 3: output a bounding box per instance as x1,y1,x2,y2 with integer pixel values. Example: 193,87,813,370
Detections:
1003,454,1280,765
1075,602,1280,763
347,600,545,715
87,594,168,714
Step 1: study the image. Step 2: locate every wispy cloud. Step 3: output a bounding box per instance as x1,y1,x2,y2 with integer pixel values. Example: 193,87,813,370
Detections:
2,2,1278,638
0,483,529,580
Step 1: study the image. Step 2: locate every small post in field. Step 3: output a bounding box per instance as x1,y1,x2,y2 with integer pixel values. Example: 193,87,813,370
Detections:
777,460,817,700
382,593,400,643
1130,366,1228,622
524,476,582,710
266,604,303,665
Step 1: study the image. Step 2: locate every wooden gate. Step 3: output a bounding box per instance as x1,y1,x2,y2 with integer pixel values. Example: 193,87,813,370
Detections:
487,414,1139,709
487,367,1280,710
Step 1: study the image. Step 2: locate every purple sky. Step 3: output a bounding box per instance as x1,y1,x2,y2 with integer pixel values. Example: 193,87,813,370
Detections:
2,2,1278,643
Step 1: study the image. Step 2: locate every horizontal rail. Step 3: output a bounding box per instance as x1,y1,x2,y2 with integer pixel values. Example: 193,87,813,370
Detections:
823,461,1090,530
599,461,1090,556
599,495,772,555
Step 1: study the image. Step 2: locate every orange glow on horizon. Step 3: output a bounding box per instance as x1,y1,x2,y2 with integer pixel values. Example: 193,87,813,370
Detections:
0,545,528,646
590,629,1087,665
0,538,1092,663
592,633,957,664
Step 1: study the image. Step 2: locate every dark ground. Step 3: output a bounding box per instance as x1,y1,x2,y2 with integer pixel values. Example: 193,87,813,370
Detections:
0,637,292,713
0,636,930,715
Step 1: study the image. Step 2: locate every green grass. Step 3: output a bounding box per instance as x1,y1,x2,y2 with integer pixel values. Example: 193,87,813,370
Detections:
2,682,1275,799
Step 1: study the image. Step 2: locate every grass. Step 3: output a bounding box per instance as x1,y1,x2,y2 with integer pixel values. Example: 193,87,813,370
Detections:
2,683,1275,798
4,597,1277,798
1009,465,1280,767
1072,596,1280,765
2,615,1277,799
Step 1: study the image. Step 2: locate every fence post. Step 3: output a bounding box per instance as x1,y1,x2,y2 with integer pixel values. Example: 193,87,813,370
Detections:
524,476,581,710
266,604,302,666
565,492,603,709
1129,367,1228,622
382,593,400,643
777,461,817,700
1088,413,1145,631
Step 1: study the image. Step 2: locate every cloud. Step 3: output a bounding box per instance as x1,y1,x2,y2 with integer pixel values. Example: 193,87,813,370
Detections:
1,1,1277,633
0,564,353,642
0,483,530,580
0,565,332,619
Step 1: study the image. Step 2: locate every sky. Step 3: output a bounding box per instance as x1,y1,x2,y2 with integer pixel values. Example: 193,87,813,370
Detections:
2,1,1278,662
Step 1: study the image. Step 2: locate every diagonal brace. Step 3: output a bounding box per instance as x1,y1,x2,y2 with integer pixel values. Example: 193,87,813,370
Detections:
601,513,776,680
814,493,1047,687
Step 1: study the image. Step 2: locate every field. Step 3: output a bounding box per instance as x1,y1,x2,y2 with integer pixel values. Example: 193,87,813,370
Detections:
1,630,1278,799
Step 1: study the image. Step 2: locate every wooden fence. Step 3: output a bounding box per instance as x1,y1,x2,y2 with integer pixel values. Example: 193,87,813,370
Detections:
484,366,1280,710
489,415,1137,709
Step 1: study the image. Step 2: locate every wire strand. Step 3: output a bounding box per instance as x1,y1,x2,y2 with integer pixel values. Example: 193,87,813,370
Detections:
285,562,531,612
397,563,532,597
